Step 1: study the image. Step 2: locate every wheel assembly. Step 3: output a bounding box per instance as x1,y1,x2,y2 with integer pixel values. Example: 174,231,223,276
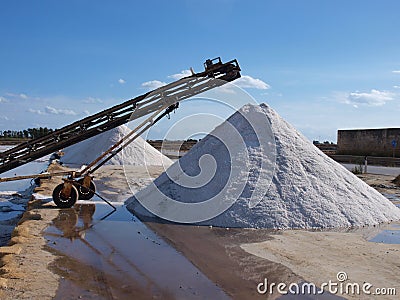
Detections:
52,182,79,208
76,177,96,200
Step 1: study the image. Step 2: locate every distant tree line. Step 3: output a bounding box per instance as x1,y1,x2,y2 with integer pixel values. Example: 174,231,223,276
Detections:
313,140,335,145
0,127,55,140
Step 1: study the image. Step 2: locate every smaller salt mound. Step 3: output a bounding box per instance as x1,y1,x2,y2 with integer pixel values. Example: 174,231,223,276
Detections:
126,104,400,229
60,125,172,166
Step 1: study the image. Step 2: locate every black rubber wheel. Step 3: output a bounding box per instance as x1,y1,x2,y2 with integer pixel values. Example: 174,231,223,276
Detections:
52,183,79,208
76,179,96,200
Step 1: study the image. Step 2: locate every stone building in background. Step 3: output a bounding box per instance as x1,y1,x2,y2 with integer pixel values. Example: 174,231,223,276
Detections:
337,128,400,157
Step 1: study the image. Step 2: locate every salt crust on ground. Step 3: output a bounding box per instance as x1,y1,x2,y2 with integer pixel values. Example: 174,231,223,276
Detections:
126,103,400,229
60,125,172,167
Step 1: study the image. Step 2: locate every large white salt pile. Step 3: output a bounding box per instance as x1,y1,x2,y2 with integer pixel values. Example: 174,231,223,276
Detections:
126,104,400,229
61,125,172,166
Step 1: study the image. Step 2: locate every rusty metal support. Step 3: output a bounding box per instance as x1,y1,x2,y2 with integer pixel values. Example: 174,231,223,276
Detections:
60,180,73,199
82,175,92,189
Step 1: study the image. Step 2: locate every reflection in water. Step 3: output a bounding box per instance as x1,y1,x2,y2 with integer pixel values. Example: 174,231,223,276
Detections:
46,204,230,300
368,221,400,244
52,204,95,240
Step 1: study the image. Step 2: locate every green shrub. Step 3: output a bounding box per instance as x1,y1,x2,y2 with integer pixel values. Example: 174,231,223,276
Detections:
351,164,363,174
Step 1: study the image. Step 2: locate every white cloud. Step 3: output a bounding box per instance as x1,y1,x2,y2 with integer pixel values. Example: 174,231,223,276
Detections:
28,108,45,115
234,75,270,89
261,91,283,97
141,70,191,91
28,106,77,116
392,70,400,74
218,85,237,94
0,115,9,120
45,106,77,115
118,78,126,84
83,97,103,104
394,85,400,89
0,96,8,103
83,110,90,115
344,89,395,107
168,70,192,80
5,92,28,99
141,80,167,90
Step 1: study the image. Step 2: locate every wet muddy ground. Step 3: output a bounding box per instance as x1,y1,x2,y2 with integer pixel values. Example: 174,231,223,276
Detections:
45,202,230,300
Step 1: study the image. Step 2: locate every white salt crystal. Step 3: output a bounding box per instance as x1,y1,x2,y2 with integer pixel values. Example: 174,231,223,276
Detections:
126,104,400,229
60,125,172,167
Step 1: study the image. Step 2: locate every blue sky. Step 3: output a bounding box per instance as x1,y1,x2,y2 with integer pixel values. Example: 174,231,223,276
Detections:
1,0,400,142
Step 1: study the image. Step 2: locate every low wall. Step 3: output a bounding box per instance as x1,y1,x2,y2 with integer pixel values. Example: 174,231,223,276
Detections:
337,128,400,157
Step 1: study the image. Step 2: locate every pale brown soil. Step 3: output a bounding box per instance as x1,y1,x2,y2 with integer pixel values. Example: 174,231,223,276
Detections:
393,174,400,186
0,202,60,299
0,162,71,299
357,173,400,193
357,173,400,206
241,228,400,299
